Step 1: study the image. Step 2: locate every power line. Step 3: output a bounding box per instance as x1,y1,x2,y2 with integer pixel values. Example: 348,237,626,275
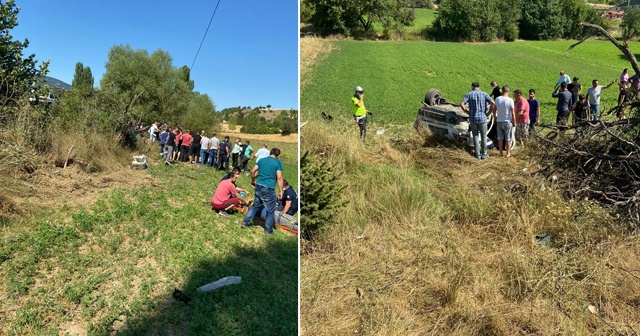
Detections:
191,0,222,71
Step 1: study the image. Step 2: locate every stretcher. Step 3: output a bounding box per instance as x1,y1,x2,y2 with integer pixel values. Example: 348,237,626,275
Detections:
252,207,298,234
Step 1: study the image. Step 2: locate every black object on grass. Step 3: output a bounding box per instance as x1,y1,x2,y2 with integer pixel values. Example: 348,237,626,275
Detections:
172,288,192,305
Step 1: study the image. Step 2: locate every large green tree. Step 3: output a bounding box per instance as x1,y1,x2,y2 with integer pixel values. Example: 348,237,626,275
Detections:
99,44,193,123
621,8,640,41
432,0,600,42
302,0,414,37
71,62,94,92
0,0,48,108
431,0,521,42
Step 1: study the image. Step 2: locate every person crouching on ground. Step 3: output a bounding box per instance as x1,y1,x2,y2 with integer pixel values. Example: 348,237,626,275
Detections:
351,86,371,141
278,179,298,216
240,148,284,235
211,171,250,216
493,86,516,158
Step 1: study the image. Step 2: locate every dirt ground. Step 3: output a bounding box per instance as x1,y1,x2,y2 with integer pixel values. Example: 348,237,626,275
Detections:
9,163,157,214
219,123,298,143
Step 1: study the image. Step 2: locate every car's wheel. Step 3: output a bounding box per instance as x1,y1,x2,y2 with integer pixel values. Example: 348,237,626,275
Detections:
424,89,442,106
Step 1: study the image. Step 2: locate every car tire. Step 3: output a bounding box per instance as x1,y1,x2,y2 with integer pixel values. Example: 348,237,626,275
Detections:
424,89,442,106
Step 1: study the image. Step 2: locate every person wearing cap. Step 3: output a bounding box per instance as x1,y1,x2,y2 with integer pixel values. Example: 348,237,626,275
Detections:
553,82,573,125
351,86,371,141
460,82,495,159
567,76,582,106
554,71,571,91
241,148,284,235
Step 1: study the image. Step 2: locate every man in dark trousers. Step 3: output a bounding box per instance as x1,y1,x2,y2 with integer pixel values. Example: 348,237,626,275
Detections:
241,148,284,235
218,136,231,172
553,82,573,125
460,82,495,159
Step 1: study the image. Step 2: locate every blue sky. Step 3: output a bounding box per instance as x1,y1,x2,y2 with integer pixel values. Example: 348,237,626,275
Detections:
11,0,299,110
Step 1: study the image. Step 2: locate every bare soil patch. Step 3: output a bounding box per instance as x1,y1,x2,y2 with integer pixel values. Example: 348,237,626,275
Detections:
219,123,298,143
6,163,157,214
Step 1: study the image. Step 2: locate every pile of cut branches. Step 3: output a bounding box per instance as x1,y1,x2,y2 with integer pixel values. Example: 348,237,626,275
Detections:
535,113,640,230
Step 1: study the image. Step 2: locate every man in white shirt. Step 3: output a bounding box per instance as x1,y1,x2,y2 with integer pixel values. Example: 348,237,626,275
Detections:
200,132,211,166
148,122,158,142
209,134,220,167
554,71,571,91
253,144,270,163
493,86,516,158
586,78,617,121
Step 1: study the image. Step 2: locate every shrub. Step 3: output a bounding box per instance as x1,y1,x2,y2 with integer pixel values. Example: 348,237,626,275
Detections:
300,151,346,241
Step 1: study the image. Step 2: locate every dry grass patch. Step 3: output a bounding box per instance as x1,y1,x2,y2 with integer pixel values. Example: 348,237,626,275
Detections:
301,121,640,335
300,37,338,89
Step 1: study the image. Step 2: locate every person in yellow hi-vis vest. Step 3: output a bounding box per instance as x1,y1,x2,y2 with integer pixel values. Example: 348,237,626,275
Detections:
351,86,371,141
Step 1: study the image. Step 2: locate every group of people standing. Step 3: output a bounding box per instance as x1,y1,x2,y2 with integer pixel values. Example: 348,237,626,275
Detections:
146,122,270,172
143,121,294,235
460,68,638,160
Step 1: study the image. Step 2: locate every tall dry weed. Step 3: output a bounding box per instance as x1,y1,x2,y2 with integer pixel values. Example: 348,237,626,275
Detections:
301,121,640,335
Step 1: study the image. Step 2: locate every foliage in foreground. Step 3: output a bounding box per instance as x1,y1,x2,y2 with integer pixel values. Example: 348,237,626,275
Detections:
299,120,640,335
300,151,346,240
0,159,298,335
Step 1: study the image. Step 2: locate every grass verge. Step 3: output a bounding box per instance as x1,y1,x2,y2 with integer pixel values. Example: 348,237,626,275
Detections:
0,141,298,335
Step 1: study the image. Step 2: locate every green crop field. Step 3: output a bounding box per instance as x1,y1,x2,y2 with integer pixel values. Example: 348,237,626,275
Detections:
410,9,438,31
0,142,298,335
372,9,438,33
301,39,636,124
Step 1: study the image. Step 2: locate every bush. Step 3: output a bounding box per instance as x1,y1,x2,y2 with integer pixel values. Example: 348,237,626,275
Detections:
300,151,346,241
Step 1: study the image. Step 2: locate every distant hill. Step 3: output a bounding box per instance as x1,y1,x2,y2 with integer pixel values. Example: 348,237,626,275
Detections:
34,76,71,91
44,76,71,90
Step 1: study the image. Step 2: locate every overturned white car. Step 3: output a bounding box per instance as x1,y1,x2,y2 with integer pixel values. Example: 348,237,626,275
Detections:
413,88,514,150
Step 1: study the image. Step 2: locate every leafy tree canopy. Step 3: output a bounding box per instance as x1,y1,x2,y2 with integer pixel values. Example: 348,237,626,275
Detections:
302,0,415,37
0,0,49,107
71,62,94,93
621,8,640,41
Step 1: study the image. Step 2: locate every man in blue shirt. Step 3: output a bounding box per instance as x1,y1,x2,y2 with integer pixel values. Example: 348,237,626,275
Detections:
241,148,284,235
460,82,495,159
527,89,540,134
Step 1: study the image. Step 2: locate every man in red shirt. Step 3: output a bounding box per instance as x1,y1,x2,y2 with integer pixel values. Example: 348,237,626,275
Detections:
211,172,250,216
514,89,530,147
179,130,193,162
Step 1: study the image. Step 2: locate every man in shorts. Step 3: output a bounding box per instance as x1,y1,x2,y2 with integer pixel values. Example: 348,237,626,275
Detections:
514,89,530,147
493,86,516,157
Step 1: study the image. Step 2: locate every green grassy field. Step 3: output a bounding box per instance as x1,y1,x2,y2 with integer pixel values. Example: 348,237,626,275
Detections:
373,9,438,33
301,39,635,124
0,144,298,335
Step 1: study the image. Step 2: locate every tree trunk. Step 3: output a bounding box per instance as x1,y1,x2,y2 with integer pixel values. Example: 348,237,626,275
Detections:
576,22,640,76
